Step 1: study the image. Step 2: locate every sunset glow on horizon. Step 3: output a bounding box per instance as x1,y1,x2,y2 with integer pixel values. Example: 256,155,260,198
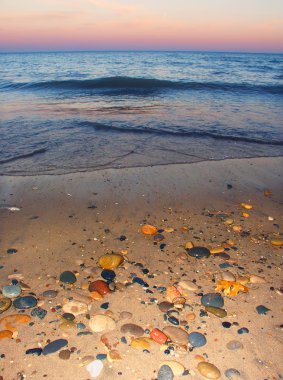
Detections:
1,0,282,53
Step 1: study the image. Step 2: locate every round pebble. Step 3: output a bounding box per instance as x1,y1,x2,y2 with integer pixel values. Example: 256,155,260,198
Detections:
160,361,185,376
59,349,71,360
62,313,76,321
197,362,221,379
119,311,133,320
158,302,174,313
186,246,210,259
120,323,144,337
158,365,174,380
101,269,116,282
13,296,37,309
86,359,103,378
2,285,21,298
188,332,207,347
222,322,232,328
89,280,110,295
89,314,116,332
201,293,224,308
59,271,77,284
163,326,189,345
224,368,241,379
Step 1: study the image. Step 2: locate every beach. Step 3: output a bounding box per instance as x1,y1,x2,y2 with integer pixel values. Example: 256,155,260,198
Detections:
0,156,282,380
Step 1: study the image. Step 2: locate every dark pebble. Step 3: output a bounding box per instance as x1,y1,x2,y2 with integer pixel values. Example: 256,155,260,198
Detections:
59,271,77,284
58,349,71,360
222,321,232,328
101,269,116,282
31,307,47,320
237,327,249,334
168,316,179,325
7,248,18,254
201,293,224,308
26,348,42,356
62,313,76,321
256,305,270,315
186,246,210,259
96,354,107,360
132,277,149,287
43,339,68,355
13,296,37,309
100,302,109,310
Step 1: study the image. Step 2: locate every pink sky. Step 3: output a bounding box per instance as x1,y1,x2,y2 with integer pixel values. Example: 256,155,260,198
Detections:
0,0,282,52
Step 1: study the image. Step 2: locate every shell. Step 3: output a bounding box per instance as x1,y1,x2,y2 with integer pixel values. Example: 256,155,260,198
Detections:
141,224,157,235
98,254,124,269
215,280,248,296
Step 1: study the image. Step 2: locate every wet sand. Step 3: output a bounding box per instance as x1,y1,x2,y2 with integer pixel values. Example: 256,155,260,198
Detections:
0,157,283,380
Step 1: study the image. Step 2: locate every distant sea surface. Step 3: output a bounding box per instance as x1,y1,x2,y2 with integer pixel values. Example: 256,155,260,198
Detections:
0,51,282,175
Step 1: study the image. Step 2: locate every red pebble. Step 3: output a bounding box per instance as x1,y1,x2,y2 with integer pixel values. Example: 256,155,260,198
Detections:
88,280,110,295
150,328,168,344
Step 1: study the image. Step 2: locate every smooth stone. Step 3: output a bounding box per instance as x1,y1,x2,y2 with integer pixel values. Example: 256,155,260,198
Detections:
101,269,116,282
188,332,207,347
237,327,249,334
197,362,221,379
2,285,21,298
131,337,152,349
89,280,110,295
225,368,241,379
86,360,103,378
0,330,13,340
98,254,124,269
201,293,224,308
13,296,37,309
158,365,174,380
256,305,270,315
89,314,116,333
59,320,76,333
163,326,189,345
186,246,210,259
226,340,243,350
120,323,144,337
161,361,185,376
62,301,88,317
7,248,18,255
178,280,198,292
62,312,76,321
158,302,173,313
0,297,12,314
270,239,283,246
154,234,165,242
249,274,266,284
221,271,236,282
43,339,68,355
59,271,77,284
26,348,43,356
119,311,133,320
205,306,227,318
59,349,71,360
42,290,58,298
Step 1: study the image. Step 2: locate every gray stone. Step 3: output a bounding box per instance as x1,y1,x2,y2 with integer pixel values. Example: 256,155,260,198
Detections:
186,246,210,259
158,365,174,380
201,293,224,308
188,332,207,347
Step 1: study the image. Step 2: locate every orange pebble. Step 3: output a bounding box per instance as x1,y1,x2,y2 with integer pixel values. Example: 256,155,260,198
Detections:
0,330,13,340
141,224,157,235
89,291,103,300
150,328,168,344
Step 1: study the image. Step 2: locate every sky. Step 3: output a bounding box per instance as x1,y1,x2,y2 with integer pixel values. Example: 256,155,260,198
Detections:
0,0,282,53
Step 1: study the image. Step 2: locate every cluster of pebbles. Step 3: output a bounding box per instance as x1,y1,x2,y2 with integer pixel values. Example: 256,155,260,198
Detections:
0,201,282,380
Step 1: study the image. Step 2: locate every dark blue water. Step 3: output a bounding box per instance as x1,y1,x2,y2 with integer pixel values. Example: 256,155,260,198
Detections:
0,51,282,175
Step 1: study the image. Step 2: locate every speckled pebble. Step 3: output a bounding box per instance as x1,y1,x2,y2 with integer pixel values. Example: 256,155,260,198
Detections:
224,368,241,379
157,365,174,380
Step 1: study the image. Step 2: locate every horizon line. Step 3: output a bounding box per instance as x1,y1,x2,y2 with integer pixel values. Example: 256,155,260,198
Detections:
0,48,282,55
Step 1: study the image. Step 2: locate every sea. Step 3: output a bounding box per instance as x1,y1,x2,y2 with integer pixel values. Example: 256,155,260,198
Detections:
0,51,282,175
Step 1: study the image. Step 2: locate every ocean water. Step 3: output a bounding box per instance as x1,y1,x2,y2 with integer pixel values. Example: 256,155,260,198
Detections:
0,51,282,175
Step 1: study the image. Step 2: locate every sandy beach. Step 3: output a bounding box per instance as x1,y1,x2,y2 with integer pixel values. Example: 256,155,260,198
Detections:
0,156,282,380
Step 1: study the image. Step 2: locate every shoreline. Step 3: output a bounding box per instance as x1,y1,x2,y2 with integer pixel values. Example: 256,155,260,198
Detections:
0,156,282,380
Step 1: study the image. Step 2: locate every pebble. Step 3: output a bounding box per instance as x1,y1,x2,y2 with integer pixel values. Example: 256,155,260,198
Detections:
13,296,37,309
178,280,198,292
101,269,116,282
160,361,185,376
119,311,133,320
186,246,211,259
158,302,174,313
6,248,18,255
205,306,227,318
0,330,13,340
0,314,31,332
62,301,88,316
201,293,224,308
42,290,58,298
88,280,110,295
2,285,21,298
86,360,103,378
131,337,152,349
188,332,207,347
25,348,43,356
62,312,76,321
270,239,283,246
224,368,241,378
120,323,144,337
237,327,249,334
59,271,77,284
150,328,168,344
221,271,236,282
43,339,68,355
0,298,12,314
154,233,165,242
141,224,157,235
163,326,189,345
31,307,47,319
226,340,243,350
98,254,124,269
249,275,266,284
197,362,221,379
59,349,71,360
89,314,116,332
157,365,174,380
256,305,270,315
59,320,76,333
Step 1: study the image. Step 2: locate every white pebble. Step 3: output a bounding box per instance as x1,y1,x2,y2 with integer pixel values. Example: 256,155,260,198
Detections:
86,360,103,378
